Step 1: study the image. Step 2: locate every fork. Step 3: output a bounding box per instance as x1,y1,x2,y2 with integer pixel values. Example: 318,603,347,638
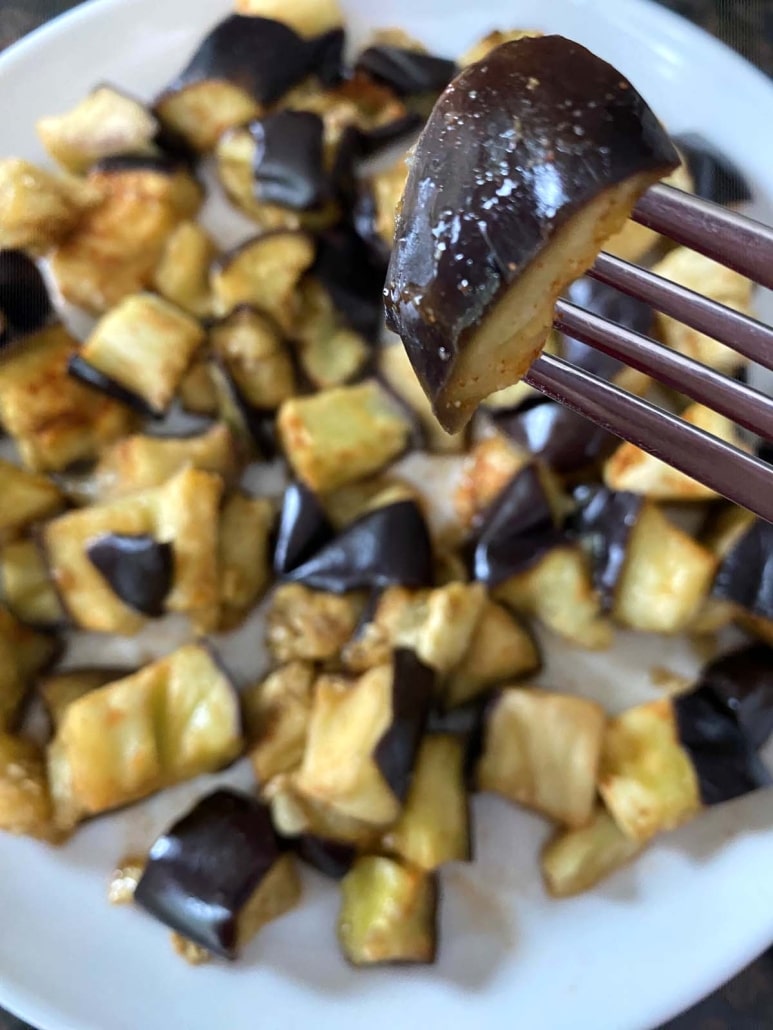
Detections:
526,183,773,523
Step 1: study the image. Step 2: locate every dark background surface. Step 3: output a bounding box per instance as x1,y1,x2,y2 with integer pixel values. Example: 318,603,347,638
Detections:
0,0,771,1027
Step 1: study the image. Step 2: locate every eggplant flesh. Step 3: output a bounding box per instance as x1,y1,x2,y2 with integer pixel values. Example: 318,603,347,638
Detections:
251,110,329,210
385,35,678,432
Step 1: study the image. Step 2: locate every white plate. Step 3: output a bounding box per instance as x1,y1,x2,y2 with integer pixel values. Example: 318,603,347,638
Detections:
1,1,772,1029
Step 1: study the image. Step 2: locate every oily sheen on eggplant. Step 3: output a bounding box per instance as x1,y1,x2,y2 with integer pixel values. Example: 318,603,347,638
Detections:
251,111,329,211
384,35,679,432
86,534,174,617
273,482,334,575
699,644,773,750
497,397,618,476
354,46,457,99
569,485,644,610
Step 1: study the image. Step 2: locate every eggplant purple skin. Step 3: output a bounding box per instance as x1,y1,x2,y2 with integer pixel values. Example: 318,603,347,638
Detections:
294,834,356,879
0,250,53,344
674,687,772,807
285,499,434,593
472,465,564,587
496,397,618,476
699,644,773,751
673,132,752,206
86,534,174,617
251,111,329,211
354,46,457,98
374,648,435,802
712,519,773,620
67,354,159,419
162,15,343,106
273,482,335,576
384,35,679,406
567,485,644,611
134,789,282,960
314,225,388,341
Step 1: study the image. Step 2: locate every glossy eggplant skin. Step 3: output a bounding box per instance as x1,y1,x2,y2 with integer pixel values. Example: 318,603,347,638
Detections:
374,649,434,802
673,132,752,205
0,251,52,342
294,834,356,879
674,687,771,806
699,644,773,750
568,486,644,610
497,398,617,476
712,519,773,620
273,482,334,575
134,789,284,959
251,111,328,210
285,499,434,593
355,46,457,98
472,465,563,587
165,15,342,106
314,225,388,341
86,534,174,617
384,35,678,415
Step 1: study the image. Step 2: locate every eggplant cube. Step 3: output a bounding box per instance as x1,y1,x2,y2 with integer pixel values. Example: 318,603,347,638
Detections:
218,492,274,630
0,733,55,841
1,539,64,627
153,221,216,319
699,644,773,750
277,380,411,493
0,459,63,542
40,667,129,731
244,661,316,785
383,734,470,869
0,325,134,472
384,36,678,432
76,293,205,417
210,306,297,411
43,467,222,634
454,434,529,532
0,159,96,253
711,517,773,624
477,688,607,828
541,805,644,898
47,644,242,829
598,698,702,842
0,605,59,731
295,280,370,390
266,584,364,662
338,856,437,965
135,789,301,960
613,504,718,634
294,651,433,827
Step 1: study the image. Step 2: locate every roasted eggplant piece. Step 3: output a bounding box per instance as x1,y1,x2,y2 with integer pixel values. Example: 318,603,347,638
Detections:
652,247,753,373
338,856,437,966
48,645,242,829
294,651,433,827
37,86,160,174
211,232,315,333
1,539,65,627
285,500,433,593
43,467,222,634
235,0,343,37
218,492,274,630
497,398,618,478
379,340,466,454
357,158,409,258
266,774,382,847
382,734,470,870
71,293,205,418
541,805,644,898
0,159,98,253
294,279,370,390
277,380,411,493
698,644,773,750
472,464,566,587
384,36,679,432
673,132,752,205
178,359,219,416
0,733,55,841
273,482,334,575
495,545,613,650
613,503,717,634
0,250,53,342
134,788,300,960
443,600,540,708
604,404,747,500
93,423,237,501
355,45,456,100
454,434,528,532
0,325,134,472
39,667,131,731
210,306,297,411
0,459,63,542
266,583,364,663
0,604,59,731
294,834,356,879
477,687,606,827
569,485,644,611
711,517,773,622
313,225,388,341
252,110,329,210
50,160,202,314
320,476,418,532
153,221,216,318
86,534,174,617
244,661,315,785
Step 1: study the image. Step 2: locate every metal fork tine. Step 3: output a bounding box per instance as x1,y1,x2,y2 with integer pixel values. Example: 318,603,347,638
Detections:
588,251,773,372
633,184,773,290
554,299,773,441
524,353,773,524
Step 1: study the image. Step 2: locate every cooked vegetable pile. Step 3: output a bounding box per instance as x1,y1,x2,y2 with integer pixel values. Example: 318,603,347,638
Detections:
0,0,770,968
